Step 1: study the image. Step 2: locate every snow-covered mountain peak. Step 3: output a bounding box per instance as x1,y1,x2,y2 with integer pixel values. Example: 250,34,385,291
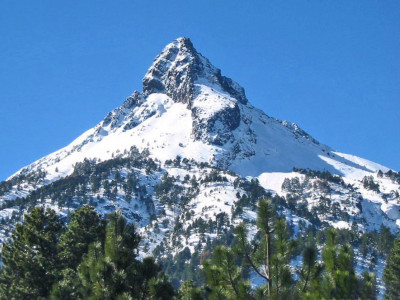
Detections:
6,37,391,184
142,37,247,106
2,36,400,260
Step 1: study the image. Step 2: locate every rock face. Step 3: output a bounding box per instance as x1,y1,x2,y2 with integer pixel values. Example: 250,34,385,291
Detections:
192,102,241,145
143,37,247,106
142,37,246,145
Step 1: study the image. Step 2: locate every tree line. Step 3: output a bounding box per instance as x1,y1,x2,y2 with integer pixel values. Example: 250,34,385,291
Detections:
1,200,400,299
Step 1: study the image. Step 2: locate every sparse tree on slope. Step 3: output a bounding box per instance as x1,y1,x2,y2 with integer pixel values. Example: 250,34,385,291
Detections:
384,233,400,299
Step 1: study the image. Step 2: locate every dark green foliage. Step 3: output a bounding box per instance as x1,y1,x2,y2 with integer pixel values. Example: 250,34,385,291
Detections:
203,246,252,300
77,211,173,299
178,281,204,300
208,199,376,300
58,205,106,270
0,207,64,299
318,229,360,299
292,168,344,185
234,199,297,298
377,225,395,257
360,271,377,300
0,207,173,300
297,245,323,294
384,233,400,299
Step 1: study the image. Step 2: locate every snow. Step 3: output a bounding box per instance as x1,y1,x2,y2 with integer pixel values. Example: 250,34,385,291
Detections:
4,58,399,235
333,152,390,174
332,220,351,230
257,172,304,194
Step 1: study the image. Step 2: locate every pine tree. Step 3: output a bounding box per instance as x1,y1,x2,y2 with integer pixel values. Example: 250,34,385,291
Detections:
359,271,377,300
77,241,107,299
297,245,323,296
178,281,204,300
378,225,394,257
203,245,252,300
255,199,275,295
148,274,176,300
383,233,400,299
77,211,141,298
51,205,105,299
234,199,298,299
58,205,105,269
269,218,295,298
319,228,359,299
0,207,64,299
76,210,174,299
50,268,81,300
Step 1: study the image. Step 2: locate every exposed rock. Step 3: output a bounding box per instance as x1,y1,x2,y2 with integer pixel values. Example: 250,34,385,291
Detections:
143,37,247,106
192,102,241,145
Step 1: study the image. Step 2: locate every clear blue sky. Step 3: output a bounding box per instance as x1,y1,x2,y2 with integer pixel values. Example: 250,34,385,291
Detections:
0,1,399,180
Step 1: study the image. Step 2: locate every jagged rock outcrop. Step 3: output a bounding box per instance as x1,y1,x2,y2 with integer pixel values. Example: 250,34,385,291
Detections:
141,37,247,145
143,37,247,106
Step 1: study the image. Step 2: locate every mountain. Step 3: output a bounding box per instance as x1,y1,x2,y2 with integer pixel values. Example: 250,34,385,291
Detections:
6,37,389,180
0,37,399,291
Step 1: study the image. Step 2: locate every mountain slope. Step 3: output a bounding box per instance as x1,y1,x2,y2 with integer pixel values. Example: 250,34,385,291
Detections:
7,38,388,184
1,36,398,228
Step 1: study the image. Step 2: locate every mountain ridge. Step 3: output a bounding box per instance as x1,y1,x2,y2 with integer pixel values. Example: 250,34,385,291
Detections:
1,37,398,248
7,37,389,185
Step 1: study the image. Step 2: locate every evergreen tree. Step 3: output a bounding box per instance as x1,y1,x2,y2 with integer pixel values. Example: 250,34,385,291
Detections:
51,205,106,299
297,245,323,295
178,281,204,300
147,274,176,300
269,218,295,298
378,225,395,257
0,206,174,299
50,268,81,300
77,211,174,299
203,245,252,300
0,207,64,299
58,205,106,269
383,233,400,299
77,211,141,298
359,271,377,300
318,228,359,299
235,199,298,299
